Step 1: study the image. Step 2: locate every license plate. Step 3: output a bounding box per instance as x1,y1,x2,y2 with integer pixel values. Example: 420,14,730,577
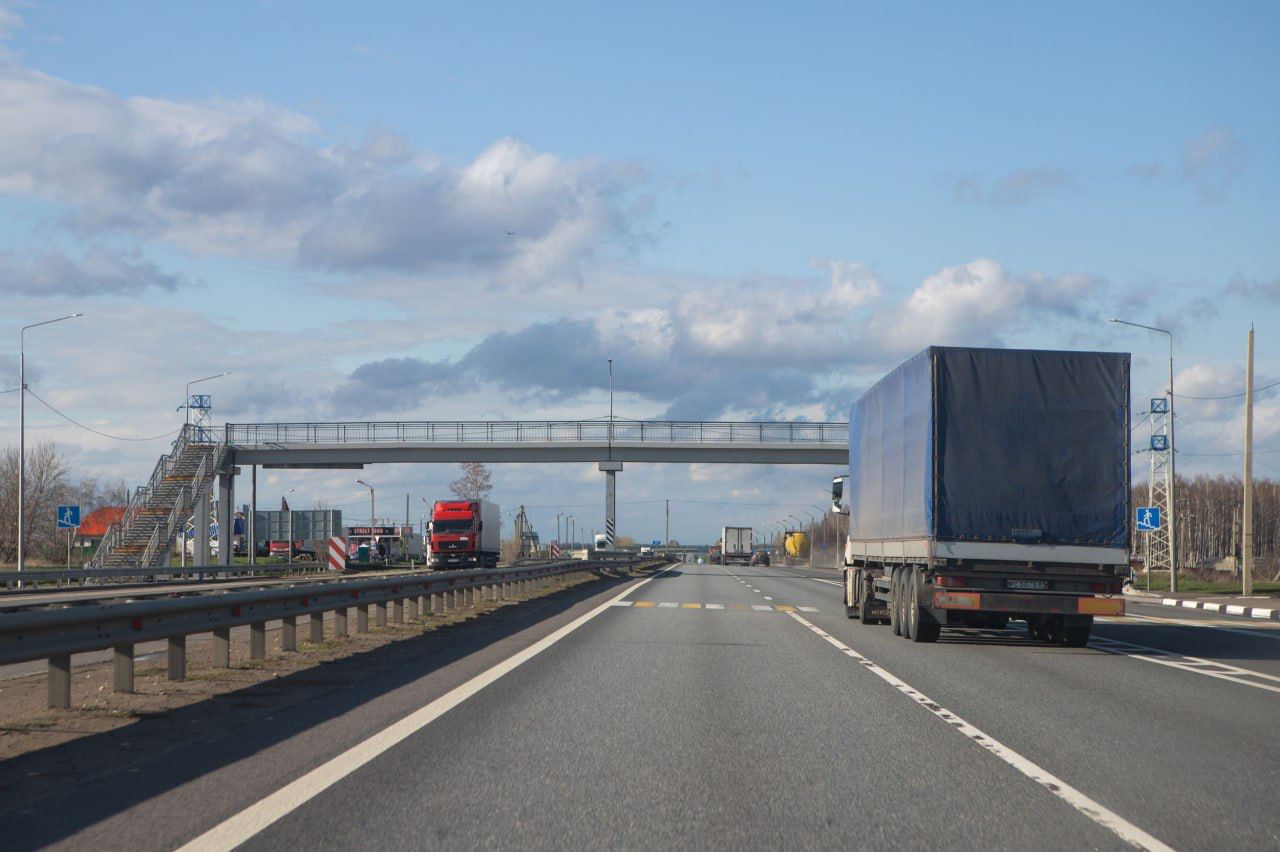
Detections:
1007,579,1049,591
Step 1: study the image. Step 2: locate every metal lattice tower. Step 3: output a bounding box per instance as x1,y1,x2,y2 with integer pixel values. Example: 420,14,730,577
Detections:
1146,397,1173,572
189,393,215,443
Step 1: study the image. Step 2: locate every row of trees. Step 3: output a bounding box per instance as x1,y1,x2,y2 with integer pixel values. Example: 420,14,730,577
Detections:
0,441,129,565
1135,474,1280,578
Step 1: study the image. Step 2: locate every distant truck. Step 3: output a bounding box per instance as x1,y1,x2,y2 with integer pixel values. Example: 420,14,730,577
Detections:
428,500,500,568
593,532,609,550
719,526,753,565
836,346,1129,646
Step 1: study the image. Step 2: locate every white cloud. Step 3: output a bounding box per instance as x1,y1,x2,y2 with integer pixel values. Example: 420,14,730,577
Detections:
0,245,194,296
953,167,1075,205
870,258,1104,355
1182,127,1244,201
0,63,642,281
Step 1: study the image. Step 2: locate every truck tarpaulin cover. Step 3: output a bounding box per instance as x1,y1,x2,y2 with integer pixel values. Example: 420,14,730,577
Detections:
848,347,1130,547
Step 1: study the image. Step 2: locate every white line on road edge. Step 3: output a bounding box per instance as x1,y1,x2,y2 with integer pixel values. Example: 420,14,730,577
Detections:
178,566,675,852
787,613,1173,852
1089,636,1280,694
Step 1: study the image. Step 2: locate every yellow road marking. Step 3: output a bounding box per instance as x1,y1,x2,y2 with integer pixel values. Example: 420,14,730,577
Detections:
681,602,702,608
632,601,656,608
774,605,796,612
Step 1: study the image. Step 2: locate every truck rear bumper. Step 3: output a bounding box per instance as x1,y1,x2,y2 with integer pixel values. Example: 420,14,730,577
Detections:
932,591,1124,617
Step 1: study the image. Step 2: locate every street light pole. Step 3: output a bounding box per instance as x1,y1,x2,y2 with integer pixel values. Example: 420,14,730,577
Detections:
18,313,82,576
1110,318,1178,592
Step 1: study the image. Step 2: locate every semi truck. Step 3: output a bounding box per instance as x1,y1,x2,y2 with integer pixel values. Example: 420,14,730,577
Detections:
835,346,1129,646
428,500,500,568
719,526,753,565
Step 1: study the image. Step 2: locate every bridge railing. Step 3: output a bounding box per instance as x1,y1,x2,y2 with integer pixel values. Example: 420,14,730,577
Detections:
224,420,849,446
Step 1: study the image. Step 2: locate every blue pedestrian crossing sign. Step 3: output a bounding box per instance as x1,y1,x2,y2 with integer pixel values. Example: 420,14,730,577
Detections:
56,505,81,529
652,540,663,546
1136,506,1161,532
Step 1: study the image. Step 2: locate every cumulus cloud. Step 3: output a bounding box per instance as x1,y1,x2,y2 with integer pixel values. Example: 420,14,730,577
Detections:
0,245,193,296
1224,273,1280,303
1182,128,1244,201
0,63,641,281
953,167,1075,205
868,258,1104,355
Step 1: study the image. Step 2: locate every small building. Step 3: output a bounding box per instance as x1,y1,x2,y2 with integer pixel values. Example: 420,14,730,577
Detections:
76,506,126,551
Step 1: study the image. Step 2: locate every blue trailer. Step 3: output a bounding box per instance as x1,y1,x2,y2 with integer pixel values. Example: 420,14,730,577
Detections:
832,346,1131,646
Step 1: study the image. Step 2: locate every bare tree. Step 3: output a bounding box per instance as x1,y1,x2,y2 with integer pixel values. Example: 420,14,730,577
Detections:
448,462,493,501
0,441,72,564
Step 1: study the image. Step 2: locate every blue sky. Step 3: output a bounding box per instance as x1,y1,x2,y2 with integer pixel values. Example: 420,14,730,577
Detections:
1,1,1277,541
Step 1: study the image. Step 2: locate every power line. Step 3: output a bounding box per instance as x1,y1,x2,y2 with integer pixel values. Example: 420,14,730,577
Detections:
1176,377,1280,400
0,386,19,394
25,388,181,442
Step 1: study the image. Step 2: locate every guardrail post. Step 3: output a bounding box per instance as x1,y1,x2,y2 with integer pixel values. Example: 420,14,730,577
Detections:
357,605,370,633
48,654,71,709
281,616,297,652
310,612,324,643
335,607,349,637
167,635,186,681
113,643,134,692
405,596,417,620
375,602,387,627
250,622,266,659
212,628,230,667
391,599,403,623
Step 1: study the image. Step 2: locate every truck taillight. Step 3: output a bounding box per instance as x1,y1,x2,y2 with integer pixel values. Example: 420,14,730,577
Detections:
1089,582,1112,593
935,575,962,587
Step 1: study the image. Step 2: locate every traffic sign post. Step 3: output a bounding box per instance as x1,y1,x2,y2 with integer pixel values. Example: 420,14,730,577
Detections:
57,505,81,569
1136,506,1162,532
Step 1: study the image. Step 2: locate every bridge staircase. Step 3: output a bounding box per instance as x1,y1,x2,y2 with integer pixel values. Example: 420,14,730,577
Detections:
89,426,227,569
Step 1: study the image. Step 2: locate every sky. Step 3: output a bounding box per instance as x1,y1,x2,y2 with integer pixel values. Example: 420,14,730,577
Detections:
0,1,1277,544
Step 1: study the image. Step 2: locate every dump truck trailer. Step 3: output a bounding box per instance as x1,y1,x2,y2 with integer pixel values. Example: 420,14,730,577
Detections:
835,346,1130,646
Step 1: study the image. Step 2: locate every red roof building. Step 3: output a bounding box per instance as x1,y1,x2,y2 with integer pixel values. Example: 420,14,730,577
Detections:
78,506,126,540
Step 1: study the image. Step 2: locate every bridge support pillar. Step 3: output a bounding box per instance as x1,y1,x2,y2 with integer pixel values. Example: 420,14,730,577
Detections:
195,487,211,566
600,461,622,548
217,467,236,567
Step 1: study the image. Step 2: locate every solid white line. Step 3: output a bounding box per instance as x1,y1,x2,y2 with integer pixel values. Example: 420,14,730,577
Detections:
1123,612,1280,641
788,613,1173,852
178,566,673,852
797,606,819,613
1090,637,1280,693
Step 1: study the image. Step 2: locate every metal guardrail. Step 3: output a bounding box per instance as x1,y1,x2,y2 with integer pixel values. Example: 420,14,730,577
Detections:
0,563,321,591
2,556,664,708
224,420,849,446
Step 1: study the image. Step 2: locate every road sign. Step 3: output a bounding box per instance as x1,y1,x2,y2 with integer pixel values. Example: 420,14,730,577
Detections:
1136,506,1162,532
56,505,81,529
651,539,662,546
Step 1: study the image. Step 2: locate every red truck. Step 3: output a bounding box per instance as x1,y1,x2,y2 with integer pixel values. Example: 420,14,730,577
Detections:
428,500,500,568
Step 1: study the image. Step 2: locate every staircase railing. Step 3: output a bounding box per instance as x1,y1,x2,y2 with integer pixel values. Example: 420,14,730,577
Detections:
138,524,162,569
88,425,203,569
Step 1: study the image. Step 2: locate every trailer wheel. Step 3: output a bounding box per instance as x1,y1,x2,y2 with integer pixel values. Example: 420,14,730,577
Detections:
844,569,859,619
858,571,878,625
903,569,918,640
889,568,902,636
909,566,940,643
1060,616,1093,647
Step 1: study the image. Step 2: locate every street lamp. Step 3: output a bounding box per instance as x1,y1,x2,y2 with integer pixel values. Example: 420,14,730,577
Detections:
1110,317,1178,592
567,515,576,549
285,488,296,564
18,313,83,575
182,371,231,430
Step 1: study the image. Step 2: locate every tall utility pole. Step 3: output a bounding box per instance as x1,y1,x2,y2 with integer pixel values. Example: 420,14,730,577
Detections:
665,499,670,546
1242,326,1255,596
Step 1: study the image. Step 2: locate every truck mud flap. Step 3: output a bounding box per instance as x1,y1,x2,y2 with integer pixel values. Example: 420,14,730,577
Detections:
931,591,1123,617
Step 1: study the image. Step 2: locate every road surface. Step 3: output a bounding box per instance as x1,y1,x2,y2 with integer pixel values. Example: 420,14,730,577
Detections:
2,562,1277,850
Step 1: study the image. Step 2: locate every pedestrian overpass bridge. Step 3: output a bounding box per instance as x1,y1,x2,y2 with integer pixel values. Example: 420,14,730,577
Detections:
96,420,849,570
220,419,849,466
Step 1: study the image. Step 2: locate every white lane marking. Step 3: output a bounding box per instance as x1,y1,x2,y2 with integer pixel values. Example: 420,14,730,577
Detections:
179,566,673,852
814,578,843,587
798,606,819,613
764,596,774,601
788,613,1173,852
751,605,773,611
657,602,679,608
1123,612,1280,641
611,601,633,607
705,604,724,610
1089,637,1280,694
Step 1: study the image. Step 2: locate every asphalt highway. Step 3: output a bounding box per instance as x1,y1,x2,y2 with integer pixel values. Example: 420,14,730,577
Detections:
4,562,1277,850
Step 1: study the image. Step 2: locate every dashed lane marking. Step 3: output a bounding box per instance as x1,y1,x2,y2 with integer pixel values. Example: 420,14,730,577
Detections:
611,601,819,614
787,612,1173,852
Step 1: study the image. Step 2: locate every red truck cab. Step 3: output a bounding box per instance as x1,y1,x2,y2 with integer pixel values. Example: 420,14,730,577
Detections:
429,500,500,568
